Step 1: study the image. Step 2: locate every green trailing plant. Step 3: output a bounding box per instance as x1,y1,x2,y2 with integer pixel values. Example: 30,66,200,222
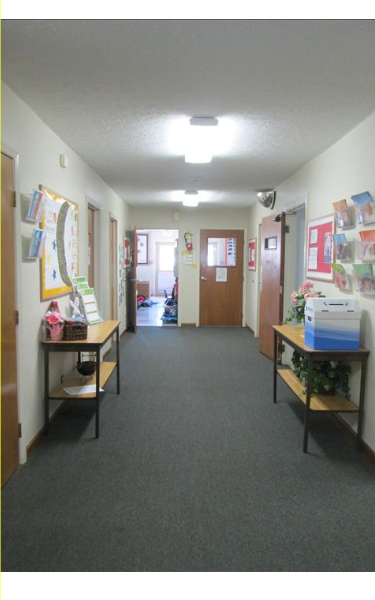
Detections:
291,350,351,397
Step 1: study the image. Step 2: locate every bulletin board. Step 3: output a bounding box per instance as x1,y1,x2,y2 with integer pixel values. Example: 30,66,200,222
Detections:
40,185,79,300
306,214,335,281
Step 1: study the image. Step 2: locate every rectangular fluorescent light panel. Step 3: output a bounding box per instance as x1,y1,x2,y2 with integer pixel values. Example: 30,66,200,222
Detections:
185,117,219,164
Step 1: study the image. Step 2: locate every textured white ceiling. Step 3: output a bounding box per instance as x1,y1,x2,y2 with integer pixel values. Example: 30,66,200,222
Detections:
2,20,375,207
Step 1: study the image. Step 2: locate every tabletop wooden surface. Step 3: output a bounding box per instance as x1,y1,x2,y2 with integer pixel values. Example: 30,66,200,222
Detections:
43,320,120,346
272,324,369,355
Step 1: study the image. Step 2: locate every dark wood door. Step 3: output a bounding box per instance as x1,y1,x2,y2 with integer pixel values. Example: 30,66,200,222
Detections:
125,228,138,332
259,214,285,360
200,229,244,326
1,153,19,486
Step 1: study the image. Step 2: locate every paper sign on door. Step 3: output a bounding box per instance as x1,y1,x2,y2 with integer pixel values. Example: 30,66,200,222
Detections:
216,267,227,282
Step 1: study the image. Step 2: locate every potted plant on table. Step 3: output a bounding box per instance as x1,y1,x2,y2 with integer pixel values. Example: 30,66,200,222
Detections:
291,351,351,397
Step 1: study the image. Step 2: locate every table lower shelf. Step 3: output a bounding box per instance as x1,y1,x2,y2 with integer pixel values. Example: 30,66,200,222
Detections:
278,368,359,413
49,362,117,399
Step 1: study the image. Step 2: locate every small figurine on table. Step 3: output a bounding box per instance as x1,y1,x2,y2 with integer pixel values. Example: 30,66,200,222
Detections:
70,296,85,321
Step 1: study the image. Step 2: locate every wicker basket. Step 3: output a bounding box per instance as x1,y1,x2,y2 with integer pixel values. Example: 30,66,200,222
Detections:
63,320,88,341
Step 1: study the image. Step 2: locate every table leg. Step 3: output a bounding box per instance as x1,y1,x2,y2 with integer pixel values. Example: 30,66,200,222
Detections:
95,348,100,439
303,357,313,453
44,346,50,436
116,326,120,395
273,331,278,403
357,358,367,450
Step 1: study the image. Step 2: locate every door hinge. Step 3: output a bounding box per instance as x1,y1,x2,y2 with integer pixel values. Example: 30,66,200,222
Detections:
18,423,22,438
15,310,19,325
285,225,290,233
13,191,17,208
280,285,283,294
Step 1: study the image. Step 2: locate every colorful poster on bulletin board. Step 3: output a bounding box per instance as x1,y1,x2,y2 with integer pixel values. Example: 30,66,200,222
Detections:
248,238,257,270
40,185,79,300
306,214,335,281
124,237,131,267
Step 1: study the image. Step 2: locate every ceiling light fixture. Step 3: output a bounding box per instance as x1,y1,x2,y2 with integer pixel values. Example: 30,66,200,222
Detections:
183,190,199,207
185,117,219,164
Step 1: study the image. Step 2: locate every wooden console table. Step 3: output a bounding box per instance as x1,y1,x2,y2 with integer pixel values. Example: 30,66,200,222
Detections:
272,325,370,453
42,320,120,439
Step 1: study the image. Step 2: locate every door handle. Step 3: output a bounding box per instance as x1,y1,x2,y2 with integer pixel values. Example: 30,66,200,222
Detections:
201,276,207,281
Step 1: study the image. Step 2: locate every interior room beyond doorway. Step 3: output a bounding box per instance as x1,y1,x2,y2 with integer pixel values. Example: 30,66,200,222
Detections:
136,229,179,327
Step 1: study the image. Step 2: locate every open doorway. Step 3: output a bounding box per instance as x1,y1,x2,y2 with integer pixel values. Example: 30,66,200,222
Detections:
136,229,179,326
283,205,306,318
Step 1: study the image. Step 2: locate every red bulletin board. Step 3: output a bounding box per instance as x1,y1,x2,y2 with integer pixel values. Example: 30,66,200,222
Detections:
306,214,335,281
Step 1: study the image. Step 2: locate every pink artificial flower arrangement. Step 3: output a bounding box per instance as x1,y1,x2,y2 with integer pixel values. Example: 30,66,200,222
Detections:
284,280,325,324
45,312,64,326
44,310,65,340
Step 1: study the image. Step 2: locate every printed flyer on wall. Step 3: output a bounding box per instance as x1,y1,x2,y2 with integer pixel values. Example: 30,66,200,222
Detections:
26,189,47,222
351,191,375,225
333,233,351,260
332,263,351,291
333,199,352,228
353,263,375,295
358,230,375,261
27,228,46,259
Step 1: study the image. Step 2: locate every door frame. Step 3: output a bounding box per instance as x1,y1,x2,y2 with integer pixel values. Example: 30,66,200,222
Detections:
282,194,308,285
86,196,102,314
109,214,118,320
87,204,96,289
1,145,24,463
255,223,262,338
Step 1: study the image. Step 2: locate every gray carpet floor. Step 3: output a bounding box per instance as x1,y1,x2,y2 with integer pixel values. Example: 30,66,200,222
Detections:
2,327,375,572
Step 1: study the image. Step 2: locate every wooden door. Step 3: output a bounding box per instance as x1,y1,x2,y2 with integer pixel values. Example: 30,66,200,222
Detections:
109,217,118,320
200,229,244,326
87,205,95,288
1,153,19,486
259,214,285,360
125,228,138,332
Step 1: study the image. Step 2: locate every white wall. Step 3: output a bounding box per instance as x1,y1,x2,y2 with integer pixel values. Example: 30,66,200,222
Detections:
2,83,130,461
137,229,178,296
246,110,375,452
130,207,249,325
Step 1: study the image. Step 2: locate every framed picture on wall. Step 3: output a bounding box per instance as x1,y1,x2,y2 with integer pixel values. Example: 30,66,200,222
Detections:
137,233,148,264
248,238,257,270
306,214,335,281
